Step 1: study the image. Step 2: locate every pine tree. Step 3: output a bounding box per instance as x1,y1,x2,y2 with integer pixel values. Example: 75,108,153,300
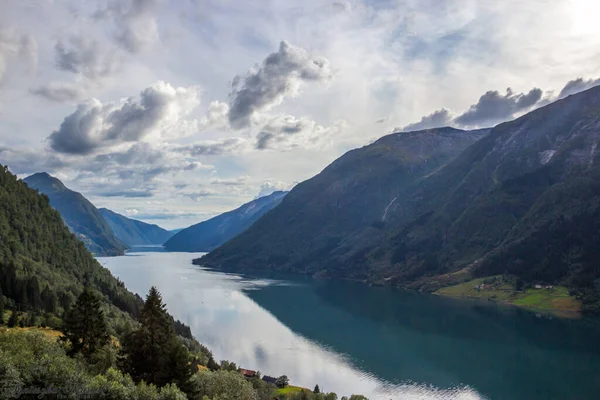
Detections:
27,312,36,327
120,286,194,390
7,311,18,328
314,384,321,393
61,288,110,360
41,287,58,314
0,287,5,325
207,355,220,371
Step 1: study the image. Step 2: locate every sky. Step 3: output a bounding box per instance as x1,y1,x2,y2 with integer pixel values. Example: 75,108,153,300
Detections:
1,0,599,229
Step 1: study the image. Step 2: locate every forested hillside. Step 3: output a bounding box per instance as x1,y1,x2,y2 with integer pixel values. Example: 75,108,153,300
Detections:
0,165,193,336
23,172,126,256
198,86,600,314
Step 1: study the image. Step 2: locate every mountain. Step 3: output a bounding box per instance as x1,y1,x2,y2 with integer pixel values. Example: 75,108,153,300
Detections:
197,127,485,269
99,208,173,246
164,191,288,252
0,165,141,327
197,86,600,313
23,172,126,256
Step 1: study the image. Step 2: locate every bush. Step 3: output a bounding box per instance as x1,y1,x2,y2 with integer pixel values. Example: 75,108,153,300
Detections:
190,370,258,400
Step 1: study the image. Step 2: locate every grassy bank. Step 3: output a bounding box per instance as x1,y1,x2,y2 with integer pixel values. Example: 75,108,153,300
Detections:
435,276,581,312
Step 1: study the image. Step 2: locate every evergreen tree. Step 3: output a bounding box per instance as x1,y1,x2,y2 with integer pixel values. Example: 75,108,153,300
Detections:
207,355,220,371
41,287,58,314
120,286,194,391
7,311,18,328
314,384,321,393
0,288,5,325
27,312,36,327
275,375,289,388
61,288,110,360
26,277,42,310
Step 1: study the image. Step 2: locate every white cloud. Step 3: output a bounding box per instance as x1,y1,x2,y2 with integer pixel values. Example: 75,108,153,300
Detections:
3,0,600,227
95,0,160,53
0,27,37,83
47,81,200,154
228,41,333,129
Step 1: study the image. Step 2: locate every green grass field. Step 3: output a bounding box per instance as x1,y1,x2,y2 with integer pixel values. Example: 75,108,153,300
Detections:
277,386,307,395
436,277,581,312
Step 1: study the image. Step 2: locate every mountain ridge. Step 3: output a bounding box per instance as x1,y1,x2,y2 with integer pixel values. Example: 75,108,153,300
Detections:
197,86,600,313
23,172,127,256
99,208,173,246
164,191,288,252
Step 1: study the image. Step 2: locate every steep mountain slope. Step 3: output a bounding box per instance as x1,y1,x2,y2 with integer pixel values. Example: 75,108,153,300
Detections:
198,86,600,312
197,127,486,270
99,208,173,246
23,173,126,256
0,165,194,338
164,191,288,252
0,165,140,325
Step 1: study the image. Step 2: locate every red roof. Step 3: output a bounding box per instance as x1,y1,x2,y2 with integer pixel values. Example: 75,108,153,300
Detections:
239,368,256,378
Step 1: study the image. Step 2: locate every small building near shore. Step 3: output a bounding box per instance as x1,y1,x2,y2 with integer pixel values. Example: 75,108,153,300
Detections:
239,368,257,379
262,375,277,384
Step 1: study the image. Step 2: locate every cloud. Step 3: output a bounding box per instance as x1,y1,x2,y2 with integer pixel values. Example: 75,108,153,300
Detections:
95,0,160,53
54,36,121,79
228,41,333,129
121,209,215,220
454,87,543,127
176,138,248,156
47,81,199,154
210,176,249,186
199,101,230,130
558,77,600,99
31,80,90,102
0,147,66,175
255,114,343,150
257,180,292,198
401,109,453,132
96,189,154,198
0,27,37,82
66,143,213,200
182,190,214,201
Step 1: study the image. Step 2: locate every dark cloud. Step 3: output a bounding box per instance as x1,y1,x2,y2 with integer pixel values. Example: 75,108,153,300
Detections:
253,115,338,150
97,189,154,198
31,81,88,102
228,41,332,129
176,138,246,156
55,36,121,79
47,81,198,154
558,77,600,99
454,87,542,127
0,147,66,175
255,115,312,149
182,191,214,201
402,108,453,132
95,0,159,53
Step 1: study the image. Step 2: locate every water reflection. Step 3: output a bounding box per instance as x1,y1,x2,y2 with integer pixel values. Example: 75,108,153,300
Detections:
99,252,600,400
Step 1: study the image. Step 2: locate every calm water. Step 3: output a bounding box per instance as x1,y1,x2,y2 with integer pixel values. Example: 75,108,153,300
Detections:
98,252,600,400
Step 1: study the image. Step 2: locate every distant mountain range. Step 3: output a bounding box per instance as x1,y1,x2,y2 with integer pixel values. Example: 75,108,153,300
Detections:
99,208,173,246
164,191,288,252
24,173,127,256
197,86,600,314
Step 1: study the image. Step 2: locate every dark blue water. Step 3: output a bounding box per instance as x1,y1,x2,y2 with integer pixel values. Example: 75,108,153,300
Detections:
99,252,600,400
